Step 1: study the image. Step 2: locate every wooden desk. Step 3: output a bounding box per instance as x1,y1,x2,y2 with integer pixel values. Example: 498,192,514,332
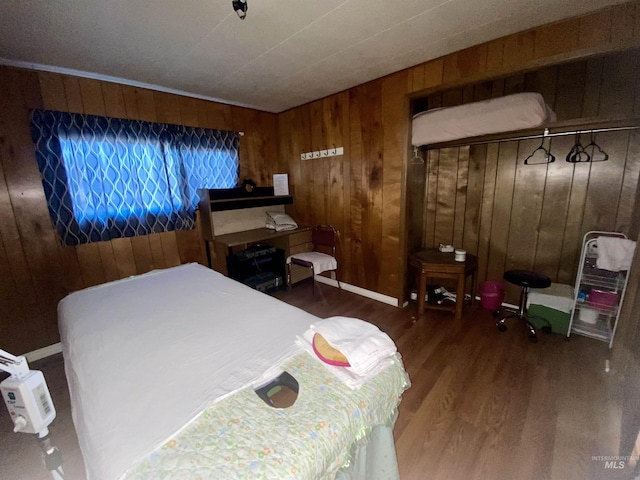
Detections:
208,227,312,281
408,249,478,322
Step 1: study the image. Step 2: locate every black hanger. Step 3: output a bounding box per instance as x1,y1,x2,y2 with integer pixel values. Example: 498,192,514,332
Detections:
584,132,609,162
410,146,424,165
524,136,556,165
566,133,591,163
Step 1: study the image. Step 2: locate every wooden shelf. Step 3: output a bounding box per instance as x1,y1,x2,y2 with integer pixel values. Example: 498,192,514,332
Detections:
423,116,640,150
199,187,293,212
210,195,293,212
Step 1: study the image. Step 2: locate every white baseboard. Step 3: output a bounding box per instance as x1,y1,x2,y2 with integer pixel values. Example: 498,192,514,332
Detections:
475,296,519,311
314,275,399,307
25,343,62,362
404,296,516,311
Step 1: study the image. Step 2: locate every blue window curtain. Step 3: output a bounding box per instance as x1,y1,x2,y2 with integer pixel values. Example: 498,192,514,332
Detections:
31,110,239,246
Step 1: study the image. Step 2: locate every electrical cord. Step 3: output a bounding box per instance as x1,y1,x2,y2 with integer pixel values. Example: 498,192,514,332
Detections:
38,432,65,480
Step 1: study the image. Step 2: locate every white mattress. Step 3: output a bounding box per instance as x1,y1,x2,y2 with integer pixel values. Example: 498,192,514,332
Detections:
58,263,318,480
411,92,556,146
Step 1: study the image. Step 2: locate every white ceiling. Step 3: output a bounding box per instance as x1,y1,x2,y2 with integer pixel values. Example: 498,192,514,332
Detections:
0,0,626,113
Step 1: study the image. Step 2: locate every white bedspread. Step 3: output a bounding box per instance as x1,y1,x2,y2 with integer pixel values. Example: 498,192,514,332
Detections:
287,251,337,274
58,263,317,480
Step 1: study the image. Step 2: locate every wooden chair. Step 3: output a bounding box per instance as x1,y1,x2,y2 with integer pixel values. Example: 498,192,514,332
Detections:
287,225,340,292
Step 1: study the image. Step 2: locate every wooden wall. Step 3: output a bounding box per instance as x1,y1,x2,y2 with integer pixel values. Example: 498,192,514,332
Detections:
2,1,640,354
0,67,278,354
612,228,640,460
279,2,640,301
414,51,640,303
278,74,408,296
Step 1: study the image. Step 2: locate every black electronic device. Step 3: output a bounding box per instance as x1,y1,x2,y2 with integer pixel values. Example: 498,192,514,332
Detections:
236,244,276,260
227,247,286,293
244,272,283,292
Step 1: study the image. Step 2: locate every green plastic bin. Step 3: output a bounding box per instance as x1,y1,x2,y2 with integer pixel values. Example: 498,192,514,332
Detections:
526,304,571,336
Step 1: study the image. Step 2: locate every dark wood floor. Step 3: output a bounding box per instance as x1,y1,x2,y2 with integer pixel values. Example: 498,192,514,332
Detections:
1,281,630,479
275,281,627,480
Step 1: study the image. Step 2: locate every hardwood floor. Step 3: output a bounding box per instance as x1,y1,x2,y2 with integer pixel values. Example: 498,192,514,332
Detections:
1,281,628,479
275,282,626,480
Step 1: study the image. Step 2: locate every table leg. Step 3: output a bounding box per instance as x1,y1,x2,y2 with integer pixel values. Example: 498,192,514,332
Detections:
417,271,427,315
205,241,212,268
470,270,477,306
455,272,465,322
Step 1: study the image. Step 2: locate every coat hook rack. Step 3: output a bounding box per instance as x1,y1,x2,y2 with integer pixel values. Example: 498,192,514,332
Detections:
301,146,344,160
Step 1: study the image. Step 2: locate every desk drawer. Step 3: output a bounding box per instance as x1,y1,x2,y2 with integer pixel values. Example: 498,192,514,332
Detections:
289,242,313,256
289,263,313,284
288,230,312,247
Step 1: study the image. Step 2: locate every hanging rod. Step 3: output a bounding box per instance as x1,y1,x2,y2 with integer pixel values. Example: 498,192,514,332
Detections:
423,123,640,149
522,125,640,141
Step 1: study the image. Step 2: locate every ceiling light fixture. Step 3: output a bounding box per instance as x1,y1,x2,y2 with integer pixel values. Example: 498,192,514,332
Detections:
232,0,248,19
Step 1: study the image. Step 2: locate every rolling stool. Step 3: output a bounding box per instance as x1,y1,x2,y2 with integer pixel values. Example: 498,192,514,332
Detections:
497,270,551,343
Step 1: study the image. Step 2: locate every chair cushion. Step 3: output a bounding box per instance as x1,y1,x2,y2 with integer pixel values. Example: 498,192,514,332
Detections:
287,252,337,274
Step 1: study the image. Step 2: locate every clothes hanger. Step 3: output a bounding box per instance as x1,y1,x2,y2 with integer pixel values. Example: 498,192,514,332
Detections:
524,134,555,165
566,133,591,163
411,146,424,165
583,132,609,162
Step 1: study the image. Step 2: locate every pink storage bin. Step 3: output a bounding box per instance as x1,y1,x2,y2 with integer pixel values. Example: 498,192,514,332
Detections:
588,289,620,310
480,281,505,311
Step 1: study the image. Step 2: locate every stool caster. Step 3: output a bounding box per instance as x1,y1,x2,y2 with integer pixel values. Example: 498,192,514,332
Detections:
502,270,551,344
526,322,538,343
497,323,507,332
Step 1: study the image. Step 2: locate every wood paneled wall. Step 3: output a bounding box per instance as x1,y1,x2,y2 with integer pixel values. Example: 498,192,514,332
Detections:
2,1,640,354
279,2,640,302
279,73,409,296
0,67,277,354
406,1,640,96
415,51,640,303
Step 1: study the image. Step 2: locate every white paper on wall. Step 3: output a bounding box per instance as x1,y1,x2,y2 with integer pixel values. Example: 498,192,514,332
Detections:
273,174,289,196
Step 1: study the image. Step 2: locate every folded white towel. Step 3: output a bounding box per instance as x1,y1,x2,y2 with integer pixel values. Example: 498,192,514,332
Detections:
287,252,337,274
596,237,636,272
311,317,397,374
297,316,398,388
296,330,395,389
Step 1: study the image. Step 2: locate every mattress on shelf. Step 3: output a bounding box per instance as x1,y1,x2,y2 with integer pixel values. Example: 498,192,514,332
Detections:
411,92,556,147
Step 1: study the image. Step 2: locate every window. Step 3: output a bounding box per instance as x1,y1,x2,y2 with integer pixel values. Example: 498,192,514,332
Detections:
31,110,239,245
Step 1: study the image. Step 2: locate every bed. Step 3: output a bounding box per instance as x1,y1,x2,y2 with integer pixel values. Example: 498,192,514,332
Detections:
58,263,409,479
